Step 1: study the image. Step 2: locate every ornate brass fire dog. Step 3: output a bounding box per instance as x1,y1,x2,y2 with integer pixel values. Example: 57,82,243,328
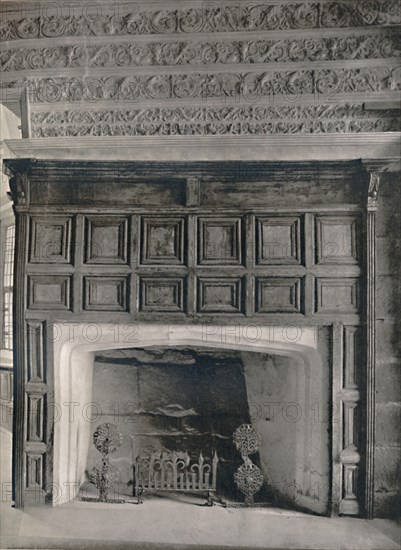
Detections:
233,424,264,506
82,423,125,503
134,451,218,506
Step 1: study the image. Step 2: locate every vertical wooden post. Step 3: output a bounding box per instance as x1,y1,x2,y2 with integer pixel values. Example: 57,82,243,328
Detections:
365,172,380,519
12,212,28,507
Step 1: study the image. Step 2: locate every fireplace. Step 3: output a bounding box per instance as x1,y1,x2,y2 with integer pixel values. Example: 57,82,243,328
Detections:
50,323,330,514
5,158,381,517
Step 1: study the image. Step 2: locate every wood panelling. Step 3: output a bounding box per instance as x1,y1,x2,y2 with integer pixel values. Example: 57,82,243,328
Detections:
85,216,129,264
26,453,45,492
197,277,244,314
344,326,359,390
316,278,359,314
139,277,185,312
141,217,185,265
29,216,72,264
27,394,45,443
28,275,71,311
26,321,45,383
342,464,359,511
83,276,129,312
30,178,187,208
23,207,363,320
255,277,303,313
256,216,302,265
198,217,242,265
14,161,367,208
316,216,359,265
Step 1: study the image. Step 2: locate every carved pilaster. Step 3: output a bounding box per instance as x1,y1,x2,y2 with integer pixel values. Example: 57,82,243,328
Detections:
361,158,400,517
365,170,380,519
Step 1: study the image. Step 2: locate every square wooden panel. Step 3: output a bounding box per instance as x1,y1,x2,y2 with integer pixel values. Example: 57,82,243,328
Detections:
139,277,185,312
256,217,302,265
28,275,71,311
83,276,129,312
315,216,358,265
315,278,359,314
85,216,129,264
197,277,244,313
255,277,303,313
198,217,242,265
29,216,73,264
141,217,185,265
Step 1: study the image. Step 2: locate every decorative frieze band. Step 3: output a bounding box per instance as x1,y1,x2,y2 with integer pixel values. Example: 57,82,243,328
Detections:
29,104,401,137
1,1,400,42
3,65,400,105
1,32,400,72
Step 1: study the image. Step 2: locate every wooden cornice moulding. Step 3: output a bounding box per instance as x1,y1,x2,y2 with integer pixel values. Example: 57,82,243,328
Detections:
4,133,401,161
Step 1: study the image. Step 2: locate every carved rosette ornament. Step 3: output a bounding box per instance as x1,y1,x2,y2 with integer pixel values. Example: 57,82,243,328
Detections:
83,423,124,503
233,424,264,505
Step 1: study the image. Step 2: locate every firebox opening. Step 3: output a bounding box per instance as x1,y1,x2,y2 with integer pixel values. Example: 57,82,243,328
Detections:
53,322,330,515
73,346,329,514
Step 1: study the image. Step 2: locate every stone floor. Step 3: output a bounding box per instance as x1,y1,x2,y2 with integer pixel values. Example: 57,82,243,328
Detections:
1,428,400,550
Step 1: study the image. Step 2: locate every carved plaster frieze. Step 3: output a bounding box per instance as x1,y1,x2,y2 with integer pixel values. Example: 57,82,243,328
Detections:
1,1,400,42
31,104,401,124
1,33,400,71
29,104,401,136
4,66,400,103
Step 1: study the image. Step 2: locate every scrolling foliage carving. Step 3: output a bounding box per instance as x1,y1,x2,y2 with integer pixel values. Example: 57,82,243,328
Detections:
1,33,400,71
1,1,400,42
29,104,401,137
3,66,399,104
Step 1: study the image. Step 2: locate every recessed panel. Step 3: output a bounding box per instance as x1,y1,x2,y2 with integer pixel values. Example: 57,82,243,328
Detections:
84,276,129,312
26,321,45,383
198,218,242,265
85,216,128,264
26,453,45,491
343,326,360,390
141,218,184,264
29,216,72,264
28,276,71,311
140,277,185,312
197,277,244,313
256,217,301,265
27,394,45,442
256,277,302,313
316,278,359,313
315,217,358,265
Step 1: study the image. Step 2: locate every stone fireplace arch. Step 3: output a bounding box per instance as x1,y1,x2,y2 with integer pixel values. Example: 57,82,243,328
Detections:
52,322,328,511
